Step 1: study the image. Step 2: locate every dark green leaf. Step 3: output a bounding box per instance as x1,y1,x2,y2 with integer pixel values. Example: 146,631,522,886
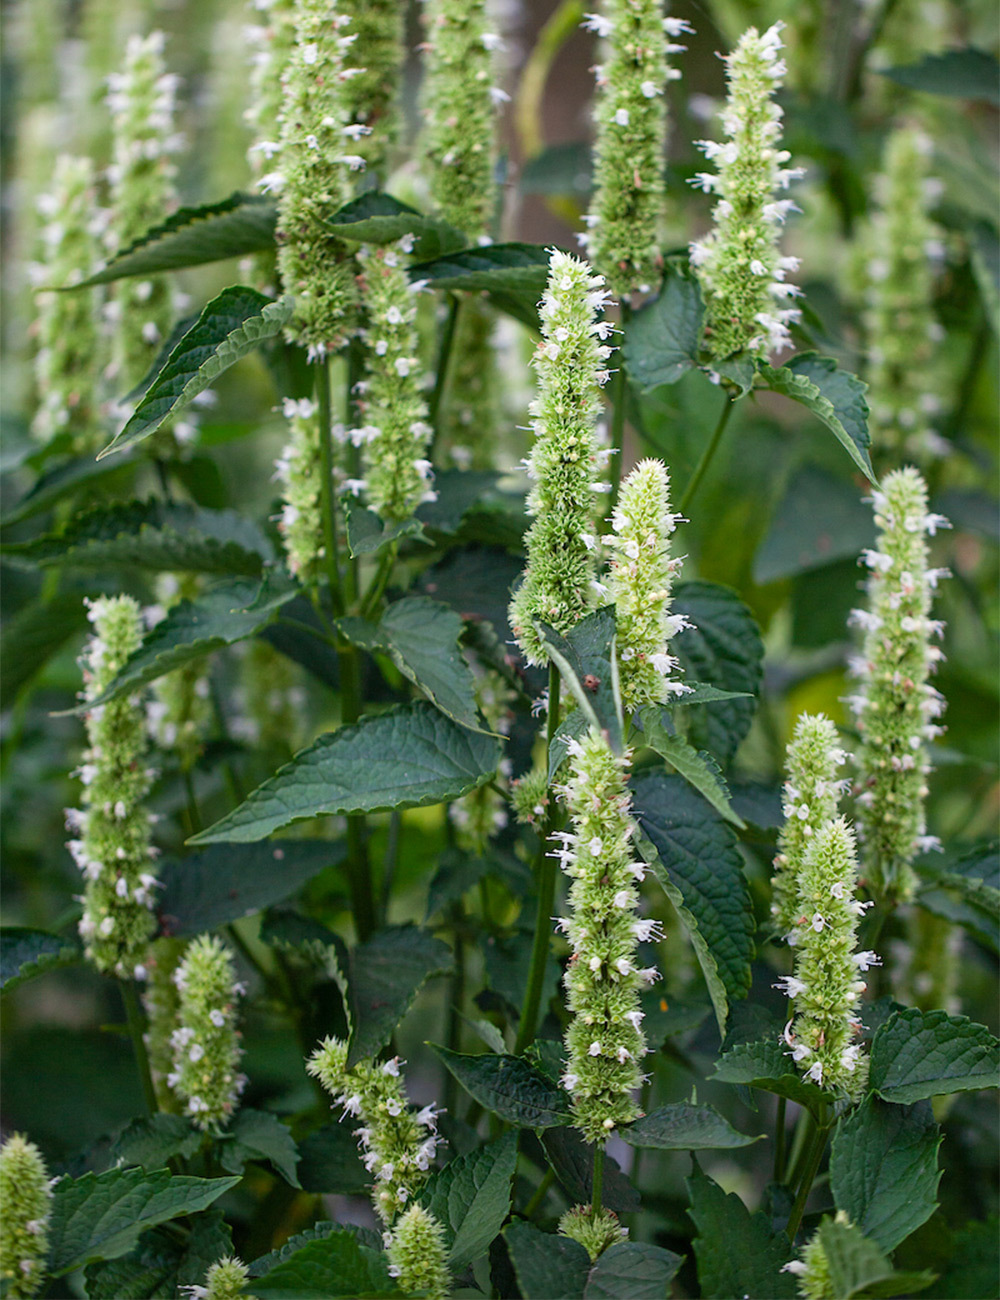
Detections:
548,709,590,782
47,1167,240,1276
622,1102,761,1150
1,451,138,527
754,465,875,584
99,288,294,458
969,218,1000,334
540,1128,640,1214
712,353,756,397
111,1115,202,1170
0,593,90,709
817,1215,936,1299
419,1131,517,1266
425,848,491,920
0,928,81,993
710,1038,829,1117
410,243,552,329
326,192,465,260
672,682,754,707
192,702,501,844
869,1008,1000,1104
344,501,428,557
248,1222,343,1277
536,606,622,750
520,140,593,197
879,49,1000,105
219,1109,300,1187
296,1124,369,1195
830,1097,941,1253
83,1209,232,1300
915,841,999,954
347,925,453,1068
252,1227,399,1298
638,708,745,828
624,265,705,390
504,1221,590,1300
585,1242,683,1298
757,353,876,484
69,193,277,287
934,1216,1000,1299
687,1165,796,1299
417,468,525,539
430,1046,572,1128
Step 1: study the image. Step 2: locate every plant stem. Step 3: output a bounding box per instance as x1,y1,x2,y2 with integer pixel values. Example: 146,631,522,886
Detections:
427,293,462,456
182,768,201,836
523,1167,556,1219
785,1108,815,1190
679,397,734,516
774,1096,787,1184
786,1111,828,1241
591,1143,605,1215
315,358,345,618
121,980,157,1115
513,662,562,1056
605,301,632,525
338,642,375,942
360,540,399,620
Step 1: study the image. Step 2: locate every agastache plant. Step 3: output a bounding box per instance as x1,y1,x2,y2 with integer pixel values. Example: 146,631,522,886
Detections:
146,574,213,774
246,0,296,177
274,395,325,583
689,21,804,359
582,4,692,297
386,1205,451,1300
182,1257,256,1300
336,0,404,176
168,935,247,1131
848,466,949,900
0,1135,52,1300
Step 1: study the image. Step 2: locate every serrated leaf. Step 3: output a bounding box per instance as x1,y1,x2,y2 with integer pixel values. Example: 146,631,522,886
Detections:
757,353,876,484
638,707,745,828
687,1165,797,1299
47,1167,240,1276
410,243,552,329
817,1215,936,1299
418,1131,517,1267
111,1115,202,1170
0,928,81,992
344,501,429,557
347,925,453,1068
252,1227,399,1298
219,1109,300,1187
192,702,501,843
0,593,90,709
830,1097,941,1253
249,1223,375,1278
879,49,1000,104
622,1102,761,1150
671,582,763,767
540,1128,640,1214
710,1038,829,1117
915,841,999,954
83,1209,232,1300
623,265,705,390
754,465,876,584
326,192,465,260
504,1221,590,1300
99,288,293,458
585,1242,684,1298
158,840,345,937
68,193,277,288
296,1125,368,1195
869,1008,1000,1104
6,500,273,576
430,1046,572,1129
711,353,755,397
632,771,755,1031
2,450,138,527
536,606,622,750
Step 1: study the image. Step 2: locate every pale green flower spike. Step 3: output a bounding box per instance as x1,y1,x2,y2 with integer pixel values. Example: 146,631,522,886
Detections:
900,908,961,1013
420,0,504,241
183,1255,257,1300
511,764,552,827
232,640,307,752
862,128,944,466
275,396,325,582
337,0,404,175
559,1204,627,1260
71,596,159,980
0,1134,51,1300
689,21,804,360
169,935,248,1131
557,728,655,1142
508,250,614,666
778,817,875,1099
782,1210,851,1299
771,713,850,938
450,663,514,851
606,457,687,713
148,574,213,773
275,0,358,358
246,0,296,179
307,1038,441,1224
143,937,187,1113
30,156,104,453
583,5,692,298
355,240,436,521
847,466,949,901
386,1205,451,1300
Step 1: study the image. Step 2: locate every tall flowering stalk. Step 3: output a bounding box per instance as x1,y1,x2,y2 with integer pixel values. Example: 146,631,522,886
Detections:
337,0,404,175
70,596,159,980
582,5,692,298
386,1205,450,1300
509,251,613,666
274,395,325,583
246,0,296,179
143,936,186,1113
689,22,804,359
420,0,504,241
440,300,501,470
307,1039,442,1224
450,663,515,850
168,935,247,1131
771,714,850,938
606,458,687,713
847,467,949,900
0,1135,52,1300
147,574,213,774
778,817,876,1097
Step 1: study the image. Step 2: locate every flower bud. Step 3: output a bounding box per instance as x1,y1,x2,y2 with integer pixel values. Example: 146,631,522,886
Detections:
0,1135,51,1299
386,1204,450,1300
559,1204,627,1260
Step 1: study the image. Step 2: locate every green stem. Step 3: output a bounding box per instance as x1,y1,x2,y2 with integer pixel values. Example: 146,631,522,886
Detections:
774,1096,788,1184
345,339,365,608
360,540,399,620
786,1113,829,1241
339,642,375,942
121,980,157,1115
182,768,201,836
523,1167,556,1220
315,358,345,617
443,904,466,1114
513,662,563,1056
427,294,462,456
515,0,584,160
785,1108,815,1190
591,1144,606,1215
679,397,734,516
605,302,632,525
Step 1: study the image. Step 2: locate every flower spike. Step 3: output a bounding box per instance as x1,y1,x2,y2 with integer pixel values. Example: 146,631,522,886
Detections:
386,1204,450,1300
0,1135,52,1299
169,935,247,1132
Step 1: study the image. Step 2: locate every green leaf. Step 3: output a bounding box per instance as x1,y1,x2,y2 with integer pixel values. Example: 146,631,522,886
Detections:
915,841,999,954
111,1115,202,1170
191,702,501,844
83,1209,232,1300
585,1242,684,1299
68,193,277,287
632,771,755,1031
418,1131,517,1267
344,501,428,557
711,353,756,398
99,288,294,458
817,1215,936,1299
637,707,746,828
623,264,705,390
0,928,81,993
158,840,346,937
687,1165,797,1299
879,49,1000,105
672,682,754,707
754,465,876,584
252,1227,399,1298
536,606,622,750
540,1128,640,1215
671,582,764,767
621,1102,761,1150
5,500,274,576
869,1008,1000,1104
296,1125,369,1195
347,925,453,1068
710,1038,829,1117
0,593,90,709
219,1109,300,1187
504,1221,590,1300
757,353,876,484
430,1046,572,1129
2,450,138,527
548,709,590,782
830,1097,941,1253
934,1216,1000,1299
326,192,465,260
410,243,552,329
47,1167,240,1276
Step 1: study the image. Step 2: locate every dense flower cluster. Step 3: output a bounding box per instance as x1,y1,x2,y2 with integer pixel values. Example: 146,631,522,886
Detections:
606,458,688,713
70,596,159,979
146,574,213,773
583,4,692,297
0,1135,51,1300
847,467,949,900
440,300,501,469
783,1210,851,1299
231,640,307,752
336,0,403,175
559,1204,627,1260
509,250,613,665
168,935,247,1131
308,1039,441,1224
274,395,325,582
771,713,850,937
557,728,655,1142
690,22,804,359
386,1204,450,1300
143,936,186,1113
182,1256,256,1300
450,663,515,850
246,0,296,177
